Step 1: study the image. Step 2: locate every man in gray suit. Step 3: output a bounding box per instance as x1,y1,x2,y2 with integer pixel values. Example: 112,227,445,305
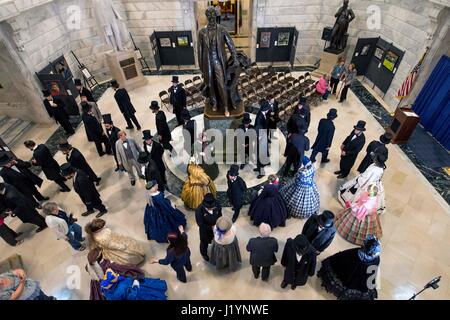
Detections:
115,131,144,186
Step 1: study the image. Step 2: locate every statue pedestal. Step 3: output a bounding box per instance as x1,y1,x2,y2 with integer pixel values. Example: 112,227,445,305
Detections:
106,51,147,91
315,51,346,77
203,101,245,163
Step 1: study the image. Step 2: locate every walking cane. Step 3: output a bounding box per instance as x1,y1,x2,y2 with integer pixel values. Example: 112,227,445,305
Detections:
337,81,345,98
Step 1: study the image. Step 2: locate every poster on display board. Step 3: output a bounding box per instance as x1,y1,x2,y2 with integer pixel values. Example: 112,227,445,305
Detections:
260,32,271,48
383,50,399,72
374,46,384,60
277,32,290,46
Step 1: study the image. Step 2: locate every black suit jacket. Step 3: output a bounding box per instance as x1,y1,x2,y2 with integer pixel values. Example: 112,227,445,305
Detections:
114,88,136,116
1,184,39,223
144,159,164,191
79,87,95,102
0,160,43,193
67,148,96,179
246,236,278,267
73,170,100,205
284,133,310,161
43,99,70,124
169,85,187,113
287,113,307,134
294,105,311,129
143,141,165,173
357,140,388,173
342,132,366,157
106,126,121,153
155,111,172,143
254,111,268,131
195,202,222,243
312,118,335,152
82,112,103,141
33,144,61,181
302,215,336,252
226,176,247,207
183,119,196,148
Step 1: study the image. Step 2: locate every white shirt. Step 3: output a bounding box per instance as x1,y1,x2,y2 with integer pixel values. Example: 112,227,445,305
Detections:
145,144,152,153
45,215,69,240
296,253,302,262
11,166,20,173
123,141,128,149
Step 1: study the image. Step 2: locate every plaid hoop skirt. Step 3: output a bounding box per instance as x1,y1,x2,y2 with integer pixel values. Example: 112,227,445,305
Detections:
335,207,383,246
280,166,320,219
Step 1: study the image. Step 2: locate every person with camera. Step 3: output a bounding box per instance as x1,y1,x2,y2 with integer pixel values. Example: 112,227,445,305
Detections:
42,202,86,251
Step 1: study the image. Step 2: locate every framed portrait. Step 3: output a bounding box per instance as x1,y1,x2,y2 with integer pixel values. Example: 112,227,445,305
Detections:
360,44,370,56
260,32,271,48
159,38,172,47
383,50,399,72
177,36,189,47
374,46,384,60
277,32,290,46
52,56,73,81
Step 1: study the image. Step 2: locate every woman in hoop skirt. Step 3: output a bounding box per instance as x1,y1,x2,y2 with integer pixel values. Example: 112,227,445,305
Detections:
194,132,219,181
144,180,186,243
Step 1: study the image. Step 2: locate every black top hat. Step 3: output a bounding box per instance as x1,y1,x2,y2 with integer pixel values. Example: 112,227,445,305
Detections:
299,96,307,104
354,120,366,131
58,141,72,151
172,76,179,83
145,180,158,190
260,101,271,112
293,234,310,255
203,193,216,208
327,108,338,120
81,102,92,112
137,151,151,164
380,133,392,144
142,130,153,140
149,101,160,110
0,152,12,166
181,109,191,121
102,114,113,124
110,79,119,88
74,79,82,86
42,89,51,97
227,164,239,177
318,210,335,228
60,163,75,177
242,113,252,124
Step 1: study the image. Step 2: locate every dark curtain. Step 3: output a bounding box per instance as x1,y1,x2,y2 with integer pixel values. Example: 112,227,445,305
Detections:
412,55,450,150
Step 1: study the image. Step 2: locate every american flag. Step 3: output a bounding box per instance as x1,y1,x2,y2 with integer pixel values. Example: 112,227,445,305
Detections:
396,47,429,99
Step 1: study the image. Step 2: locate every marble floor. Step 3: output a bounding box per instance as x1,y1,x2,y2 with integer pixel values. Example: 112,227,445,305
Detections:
2,73,450,300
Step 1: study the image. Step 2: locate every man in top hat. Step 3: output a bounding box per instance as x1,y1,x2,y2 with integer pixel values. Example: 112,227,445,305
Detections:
142,129,167,187
246,223,279,281
310,108,338,164
81,102,112,157
195,193,222,261
238,112,255,169
111,79,141,130
335,120,366,179
115,131,144,186
182,110,196,156
169,76,187,126
79,94,102,123
267,94,280,141
23,140,71,192
283,130,310,176
60,163,107,218
226,164,247,222
149,101,174,153
58,141,101,185
137,151,164,192
254,101,271,179
301,210,336,255
42,90,75,136
74,79,95,103
357,132,392,174
0,182,47,233
0,152,48,209
102,114,122,172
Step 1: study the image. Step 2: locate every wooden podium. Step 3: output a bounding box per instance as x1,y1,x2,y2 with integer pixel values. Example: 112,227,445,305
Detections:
386,107,420,144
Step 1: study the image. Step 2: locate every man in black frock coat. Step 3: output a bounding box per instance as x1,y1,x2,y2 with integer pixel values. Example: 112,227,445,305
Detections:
169,76,187,126
253,101,270,179
281,234,316,290
142,129,167,187
0,152,48,208
137,152,164,192
111,80,141,130
283,131,310,176
357,133,391,173
0,183,47,232
238,113,254,169
58,141,101,185
287,110,307,135
150,101,174,153
195,193,222,261
60,164,107,218
102,114,122,171
335,120,366,179
302,210,336,255
24,140,70,192
182,110,196,156
293,97,311,132
42,90,75,136
74,79,95,102
81,103,112,156
226,165,247,222
310,108,338,164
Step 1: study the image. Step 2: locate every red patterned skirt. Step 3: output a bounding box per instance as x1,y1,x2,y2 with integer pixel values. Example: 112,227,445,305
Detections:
335,207,382,246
